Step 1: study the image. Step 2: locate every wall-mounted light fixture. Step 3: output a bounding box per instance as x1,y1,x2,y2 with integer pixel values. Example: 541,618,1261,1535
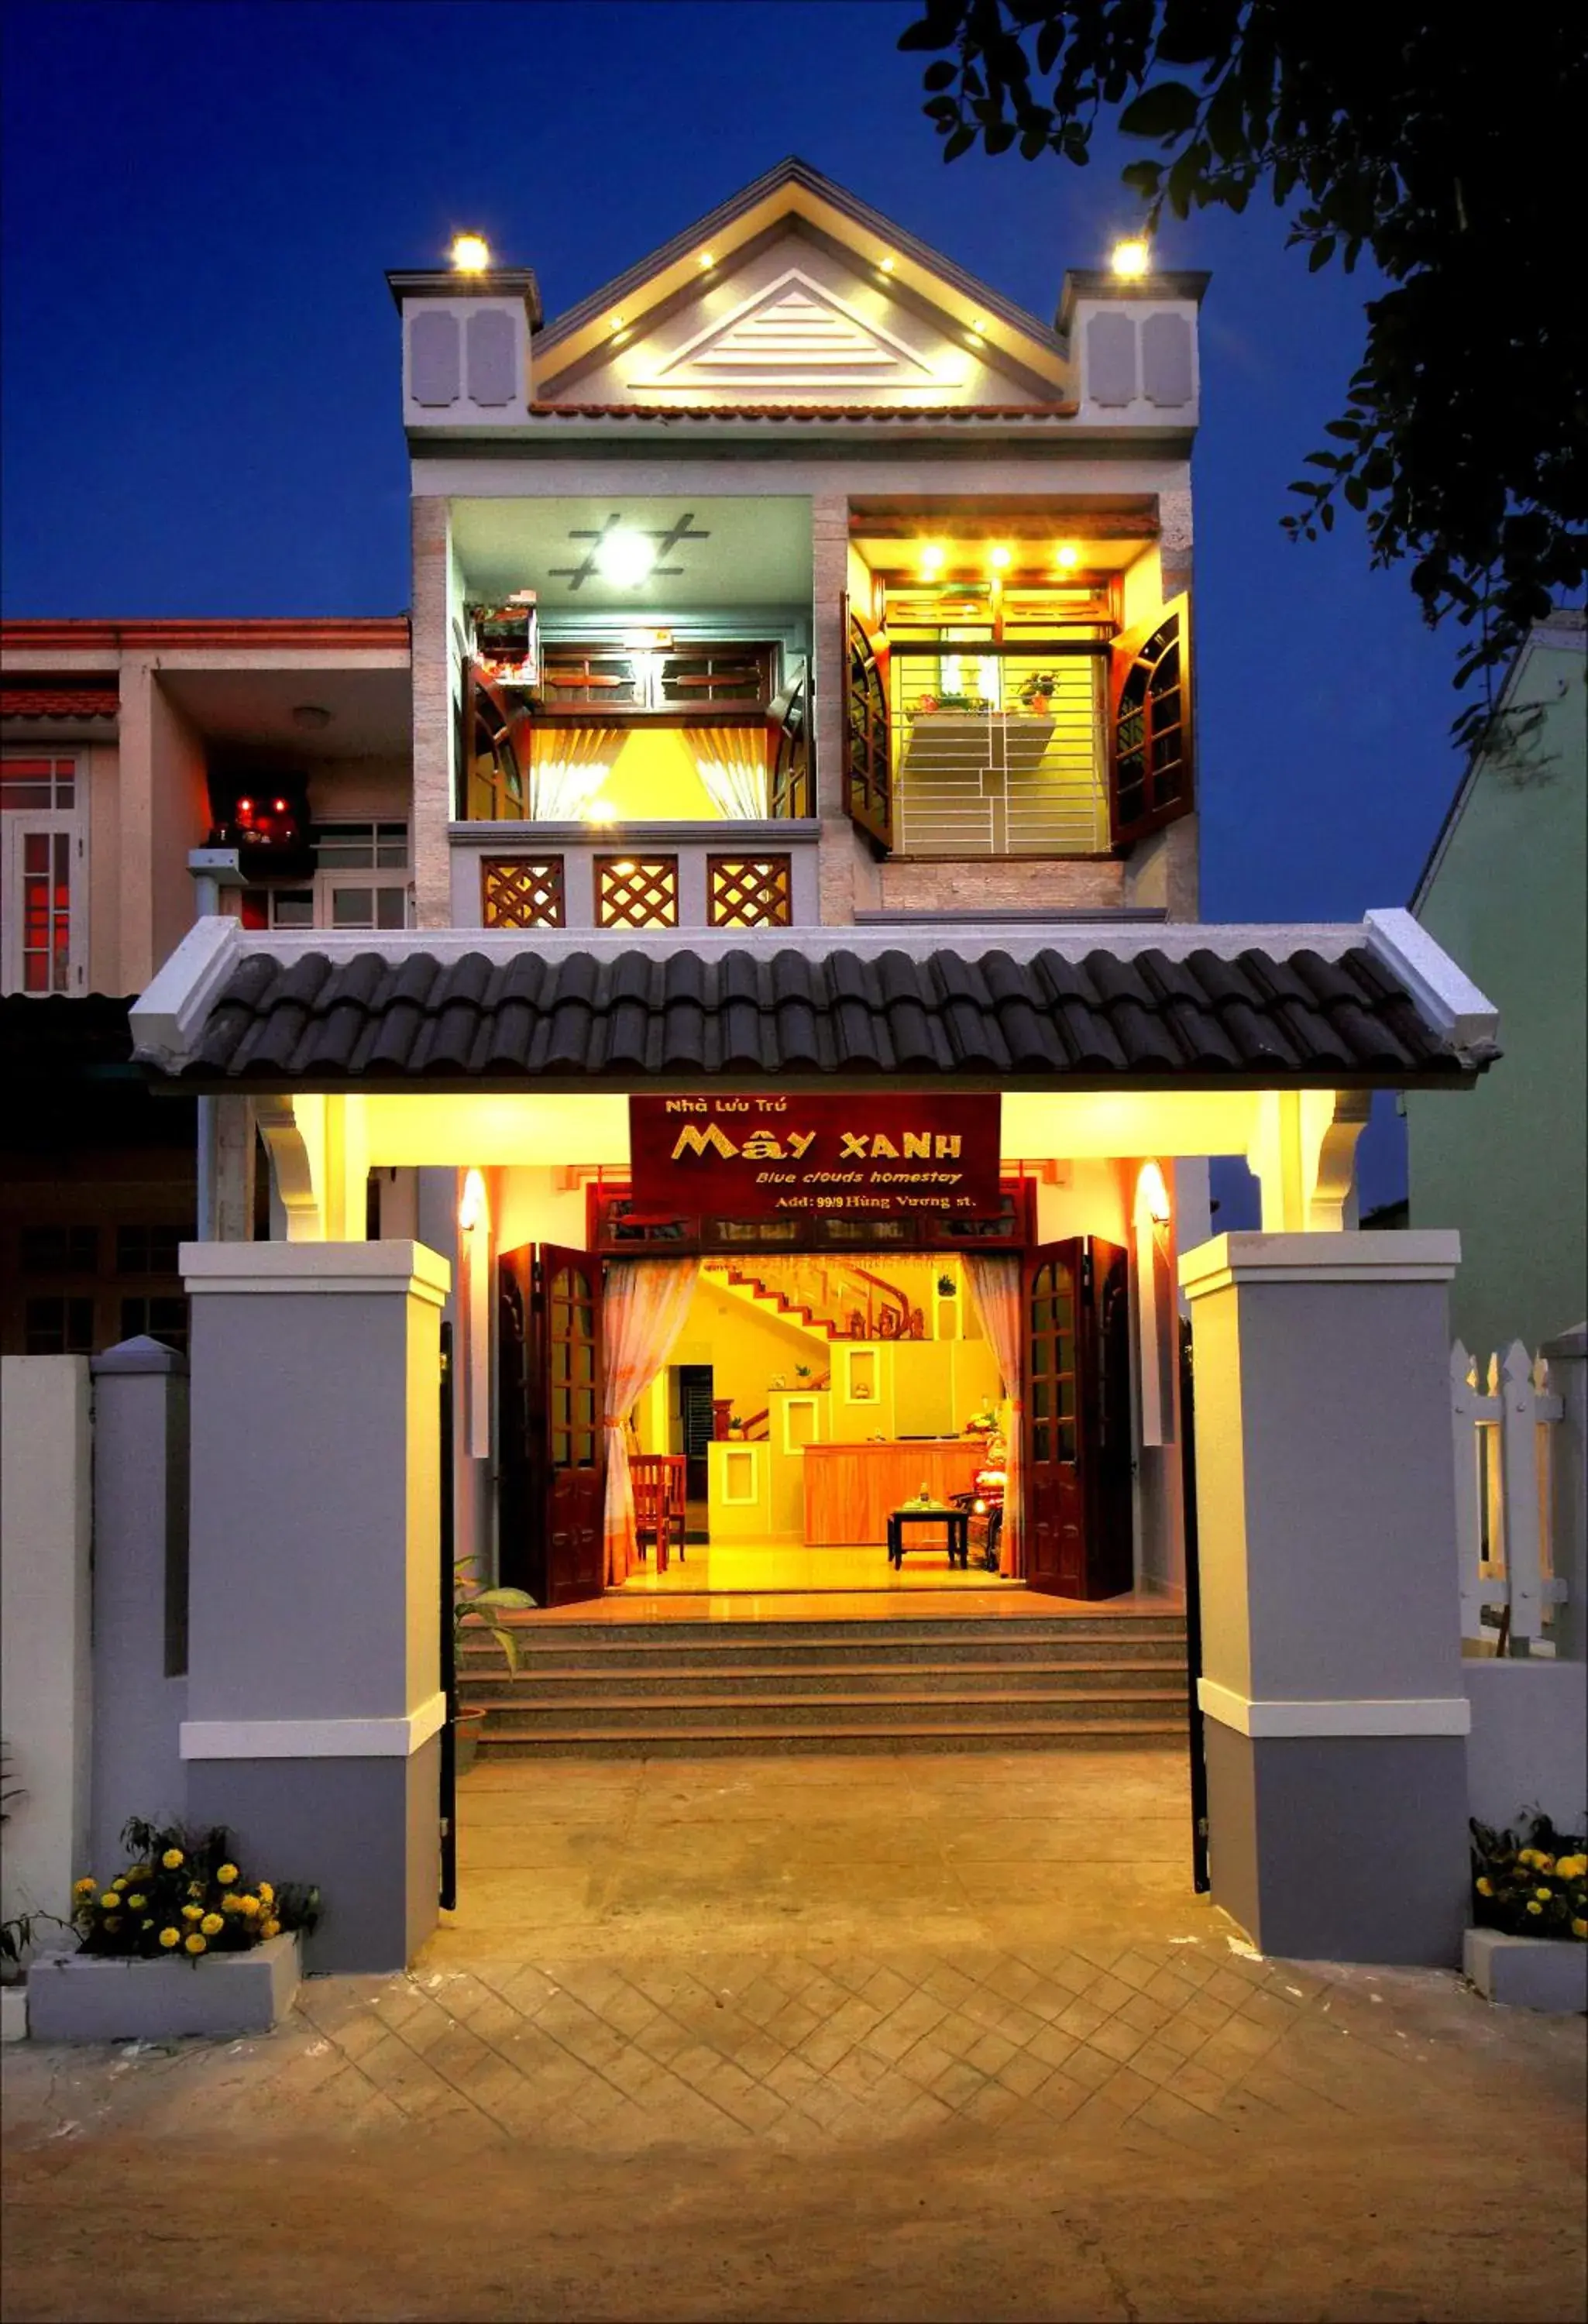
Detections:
988,545,1012,572
1111,237,1150,279
878,253,896,273
458,1167,487,1233
1138,1159,1172,1223
698,249,716,270
449,232,491,273
919,543,946,579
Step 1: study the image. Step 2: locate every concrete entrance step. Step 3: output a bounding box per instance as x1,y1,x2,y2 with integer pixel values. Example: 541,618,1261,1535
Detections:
462,1656,1186,1703
476,1718,1188,1758
467,1614,1186,1661
479,1684,1184,1734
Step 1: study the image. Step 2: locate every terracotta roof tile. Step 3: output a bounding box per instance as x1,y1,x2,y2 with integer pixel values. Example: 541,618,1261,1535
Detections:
2,686,118,719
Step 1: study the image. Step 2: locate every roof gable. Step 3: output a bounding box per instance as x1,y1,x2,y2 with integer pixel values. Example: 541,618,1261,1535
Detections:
535,158,1067,408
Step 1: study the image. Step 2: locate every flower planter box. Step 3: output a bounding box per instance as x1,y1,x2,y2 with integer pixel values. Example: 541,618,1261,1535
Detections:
1,1984,28,2044
1463,1927,1588,2013
26,1933,301,2044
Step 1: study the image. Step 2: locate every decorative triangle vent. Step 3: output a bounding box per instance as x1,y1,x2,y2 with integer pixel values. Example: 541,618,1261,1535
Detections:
638,268,951,392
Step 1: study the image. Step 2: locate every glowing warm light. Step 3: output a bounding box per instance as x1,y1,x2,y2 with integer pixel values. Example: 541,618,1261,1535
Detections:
582,799,617,823
449,232,491,273
878,254,895,273
1139,1160,1172,1223
698,250,716,270
970,315,988,336
272,798,288,813
612,860,635,876
594,528,657,587
609,313,625,332
988,545,1012,572
1054,544,1079,571
236,797,253,813
919,543,946,578
458,1167,486,1232
1111,237,1150,279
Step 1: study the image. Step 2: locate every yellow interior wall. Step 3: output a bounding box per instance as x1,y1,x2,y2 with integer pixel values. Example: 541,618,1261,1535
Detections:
596,728,721,821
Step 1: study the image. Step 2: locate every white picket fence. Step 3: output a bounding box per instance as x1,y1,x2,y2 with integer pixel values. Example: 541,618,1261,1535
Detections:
1451,1341,1568,1648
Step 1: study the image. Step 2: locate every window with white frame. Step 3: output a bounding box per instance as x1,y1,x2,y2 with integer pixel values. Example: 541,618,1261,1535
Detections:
1,755,87,994
246,821,411,931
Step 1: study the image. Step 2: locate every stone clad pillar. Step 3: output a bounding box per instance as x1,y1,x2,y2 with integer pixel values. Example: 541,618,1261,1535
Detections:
1180,1231,1469,1965
180,1241,449,1972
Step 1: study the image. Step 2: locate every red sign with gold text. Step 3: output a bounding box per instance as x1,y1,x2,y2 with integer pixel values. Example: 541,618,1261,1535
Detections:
627,1094,1002,1220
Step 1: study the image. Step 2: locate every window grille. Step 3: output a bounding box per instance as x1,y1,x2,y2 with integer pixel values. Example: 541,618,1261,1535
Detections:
482,856,567,929
596,856,679,930
707,855,792,929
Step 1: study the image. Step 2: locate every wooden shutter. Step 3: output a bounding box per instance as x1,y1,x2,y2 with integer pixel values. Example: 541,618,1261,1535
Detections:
1108,593,1193,846
844,594,892,851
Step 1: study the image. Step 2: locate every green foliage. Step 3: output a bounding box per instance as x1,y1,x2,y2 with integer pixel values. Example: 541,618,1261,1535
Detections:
1469,1810,1587,1942
454,1557,535,1675
70,1820,319,1964
899,1,1588,742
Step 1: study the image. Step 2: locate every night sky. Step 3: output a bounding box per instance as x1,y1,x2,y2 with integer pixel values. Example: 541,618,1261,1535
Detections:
2,0,1473,1210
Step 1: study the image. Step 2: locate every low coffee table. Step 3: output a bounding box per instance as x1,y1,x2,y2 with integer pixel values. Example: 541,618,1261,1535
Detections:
886,1502,970,1571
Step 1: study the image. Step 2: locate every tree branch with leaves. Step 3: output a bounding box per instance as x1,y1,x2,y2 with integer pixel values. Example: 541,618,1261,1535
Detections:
901,0,1587,743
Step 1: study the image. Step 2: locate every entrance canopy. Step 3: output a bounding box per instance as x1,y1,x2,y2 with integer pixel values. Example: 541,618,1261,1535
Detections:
133,909,1497,1095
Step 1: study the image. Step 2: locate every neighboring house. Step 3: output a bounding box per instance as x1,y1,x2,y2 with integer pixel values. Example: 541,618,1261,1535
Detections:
1406,613,1587,1358
0,621,411,1352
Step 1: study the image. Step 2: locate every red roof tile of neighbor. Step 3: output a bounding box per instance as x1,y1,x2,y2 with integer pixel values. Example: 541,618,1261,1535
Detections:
527,402,1082,422
2,686,118,718
2,618,410,652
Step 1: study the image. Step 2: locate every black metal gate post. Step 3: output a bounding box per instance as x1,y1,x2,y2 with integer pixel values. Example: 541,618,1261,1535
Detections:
1179,1316,1210,1893
438,1319,458,1912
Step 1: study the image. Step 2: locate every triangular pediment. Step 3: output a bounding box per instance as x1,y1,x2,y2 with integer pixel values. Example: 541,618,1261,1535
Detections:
641,268,946,392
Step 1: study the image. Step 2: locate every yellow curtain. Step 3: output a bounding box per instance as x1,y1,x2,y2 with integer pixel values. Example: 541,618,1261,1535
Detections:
530,727,626,820
684,726,768,820
600,1259,701,1586
964,1254,1023,1579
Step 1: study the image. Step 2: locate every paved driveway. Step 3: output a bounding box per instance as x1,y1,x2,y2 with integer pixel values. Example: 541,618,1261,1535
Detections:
4,1749,1584,2322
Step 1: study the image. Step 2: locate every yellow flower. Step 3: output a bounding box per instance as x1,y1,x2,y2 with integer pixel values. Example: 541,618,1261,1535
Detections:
158,1927,180,1949
129,1864,150,1881
161,1848,184,1869
1535,1855,1555,1874
1558,1855,1586,1880
99,1892,120,1911
1475,1876,1493,1896
260,1918,281,1940
216,1863,239,1885
111,1875,127,1892
1573,1919,1587,1940
184,1932,207,1954
222,1893,244,1913
126,1893,147,1911
200,1913,224,1936
181,1903,204,1922
1535,1887,1553,1903
74,1876,97,1896
239,1895,261,1918
258,1882,274,1904
1527,1900,1544,1915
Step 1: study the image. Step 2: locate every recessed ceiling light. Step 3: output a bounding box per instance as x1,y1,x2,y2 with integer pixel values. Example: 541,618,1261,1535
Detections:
291,704,332,731
698,250,716,270
988,545,1012,572
919,544,945,578
594,529,657,587
878,254,895,273
1054,544,1079,571
449,232,491,273
610,313,625,331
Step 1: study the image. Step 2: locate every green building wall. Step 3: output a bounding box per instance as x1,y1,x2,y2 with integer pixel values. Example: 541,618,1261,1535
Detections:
1407,619,1586,1360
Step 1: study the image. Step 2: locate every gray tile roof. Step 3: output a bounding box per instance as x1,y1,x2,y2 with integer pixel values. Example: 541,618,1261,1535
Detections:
153,940,1488,1090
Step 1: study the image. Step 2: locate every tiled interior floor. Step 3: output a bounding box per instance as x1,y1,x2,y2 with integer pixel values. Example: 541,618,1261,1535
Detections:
519,1581,1181,1623
621,1538,1023,1594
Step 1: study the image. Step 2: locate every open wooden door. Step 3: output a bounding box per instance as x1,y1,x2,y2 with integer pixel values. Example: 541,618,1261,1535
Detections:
843,594,892,850
1023,1236,1133,1599
1108,593,1193,847
497,1242,606,1607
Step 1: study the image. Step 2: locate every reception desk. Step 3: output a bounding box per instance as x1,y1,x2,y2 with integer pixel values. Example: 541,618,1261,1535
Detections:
803,1439,985,1547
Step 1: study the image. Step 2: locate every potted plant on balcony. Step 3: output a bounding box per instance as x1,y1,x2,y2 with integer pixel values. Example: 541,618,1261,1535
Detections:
1019,672,1057,716
454,1560,535,1775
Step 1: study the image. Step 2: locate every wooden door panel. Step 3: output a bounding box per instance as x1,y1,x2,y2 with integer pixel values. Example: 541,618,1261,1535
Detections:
496,1245,541,1602
536,1243,607,1607
1023,1239,1084,1596
1086,1237,1136,1598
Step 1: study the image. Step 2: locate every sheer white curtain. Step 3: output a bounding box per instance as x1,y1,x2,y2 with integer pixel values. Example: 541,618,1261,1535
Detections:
685,726,768,820
530,727,626,820
964,1254,1023,1580
600,1260,702,1587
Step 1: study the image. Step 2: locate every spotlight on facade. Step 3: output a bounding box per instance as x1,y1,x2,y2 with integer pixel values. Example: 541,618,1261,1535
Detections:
449,232,492,274
458,1167,486,1232
595,529,657,587
1138,1160,1172,1222
1111,238,1150,279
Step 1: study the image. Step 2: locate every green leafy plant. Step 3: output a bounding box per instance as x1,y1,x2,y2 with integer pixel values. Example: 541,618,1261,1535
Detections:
70,1819,318,1964
1470,1811,1587,1941
1019,671,1057,707
454,1557,535,1675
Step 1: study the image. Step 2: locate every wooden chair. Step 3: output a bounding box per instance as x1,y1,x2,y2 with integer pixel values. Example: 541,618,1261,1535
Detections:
631,1454,686,1571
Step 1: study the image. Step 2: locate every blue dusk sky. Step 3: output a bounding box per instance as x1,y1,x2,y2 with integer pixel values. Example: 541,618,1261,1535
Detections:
2,1,1477,1209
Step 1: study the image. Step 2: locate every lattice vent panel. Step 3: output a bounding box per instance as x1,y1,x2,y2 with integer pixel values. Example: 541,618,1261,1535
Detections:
707,854,792,929
596,855,679,930
482,856,566,929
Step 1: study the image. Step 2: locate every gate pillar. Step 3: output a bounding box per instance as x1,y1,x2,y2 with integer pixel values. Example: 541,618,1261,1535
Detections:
1180,1231,1468,1965
180,1241,449,1972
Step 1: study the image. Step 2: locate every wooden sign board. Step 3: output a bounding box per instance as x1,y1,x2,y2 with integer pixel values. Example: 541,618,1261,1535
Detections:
627,1094,1002,1220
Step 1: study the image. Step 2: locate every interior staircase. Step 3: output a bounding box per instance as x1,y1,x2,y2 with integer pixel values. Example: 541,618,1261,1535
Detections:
457,1609,1188,1757
703,1259,916,1343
